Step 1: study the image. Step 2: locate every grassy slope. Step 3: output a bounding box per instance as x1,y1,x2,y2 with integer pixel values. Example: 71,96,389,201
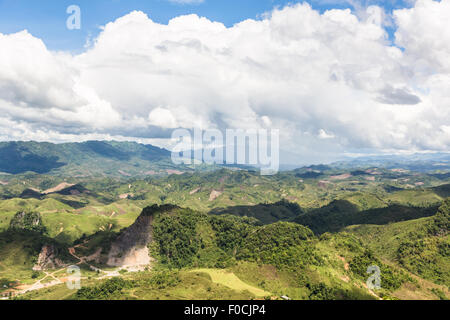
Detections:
9,204,449,300
346,202,449,288
20,270,257,300
0,169,449,300
190,268,271,297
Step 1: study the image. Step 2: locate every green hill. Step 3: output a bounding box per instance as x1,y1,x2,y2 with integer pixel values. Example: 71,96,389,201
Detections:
347,199,449,287
294,200,438,234
6,202,449,300
209,199,303,224
0,159,449,300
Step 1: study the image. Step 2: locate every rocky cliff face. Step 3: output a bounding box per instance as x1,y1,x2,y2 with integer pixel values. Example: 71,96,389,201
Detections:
33,244,66,271
106,205,176,267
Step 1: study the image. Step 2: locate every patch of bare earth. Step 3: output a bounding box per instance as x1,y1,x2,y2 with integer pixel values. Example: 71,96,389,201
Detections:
119,193,134,199
318,180,333,188
362,282,382,300
190,187,200,195
108,247,151,268
166,169,184,175
209,190,222,201
337,255,349,271
43,183,74,194
118,170,131,177
365,169,382,175
330,173,352,180
391,168,409,173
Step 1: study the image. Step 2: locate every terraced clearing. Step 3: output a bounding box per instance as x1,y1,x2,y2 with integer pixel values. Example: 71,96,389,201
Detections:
191,268,271,297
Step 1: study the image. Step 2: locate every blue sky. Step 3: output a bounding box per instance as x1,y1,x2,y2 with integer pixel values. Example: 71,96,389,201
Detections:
0,0,412,51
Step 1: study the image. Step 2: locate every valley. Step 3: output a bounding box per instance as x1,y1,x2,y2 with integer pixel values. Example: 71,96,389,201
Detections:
0,142,448,300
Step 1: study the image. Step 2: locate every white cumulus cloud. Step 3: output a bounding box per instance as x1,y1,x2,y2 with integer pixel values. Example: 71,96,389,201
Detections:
0,1,448,163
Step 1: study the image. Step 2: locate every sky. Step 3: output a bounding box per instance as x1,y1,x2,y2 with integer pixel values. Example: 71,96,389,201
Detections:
0,0,449,165
0,0,412,51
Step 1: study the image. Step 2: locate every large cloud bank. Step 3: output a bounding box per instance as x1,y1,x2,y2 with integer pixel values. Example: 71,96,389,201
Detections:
0,0,449,161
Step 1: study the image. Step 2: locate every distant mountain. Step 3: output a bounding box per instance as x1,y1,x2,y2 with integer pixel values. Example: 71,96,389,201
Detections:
0,141,255,178
0,141,176,177
333,152,450,172
1,140,449,179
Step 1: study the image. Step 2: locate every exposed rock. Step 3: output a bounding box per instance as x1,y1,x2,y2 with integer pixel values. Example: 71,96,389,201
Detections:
33,245,65,271
107,206,154,267
106,204,179,267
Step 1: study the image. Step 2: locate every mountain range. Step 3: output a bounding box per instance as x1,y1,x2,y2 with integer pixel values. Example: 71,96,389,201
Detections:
0,141,449,179
0,141,172,177
0,140,448,300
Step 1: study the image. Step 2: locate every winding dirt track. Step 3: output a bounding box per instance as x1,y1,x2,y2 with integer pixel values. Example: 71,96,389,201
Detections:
12,244,124,297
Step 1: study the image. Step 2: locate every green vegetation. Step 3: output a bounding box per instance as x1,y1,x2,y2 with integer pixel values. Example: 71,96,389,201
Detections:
0,141,171,177
348,199,450,287
0,229,74,287
9,211,46,234
210,199,303,224
294,201,438,234
0,152,449,300
348,250,409,291
395,200,449,286
75,277,135,300
190,269,271,297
